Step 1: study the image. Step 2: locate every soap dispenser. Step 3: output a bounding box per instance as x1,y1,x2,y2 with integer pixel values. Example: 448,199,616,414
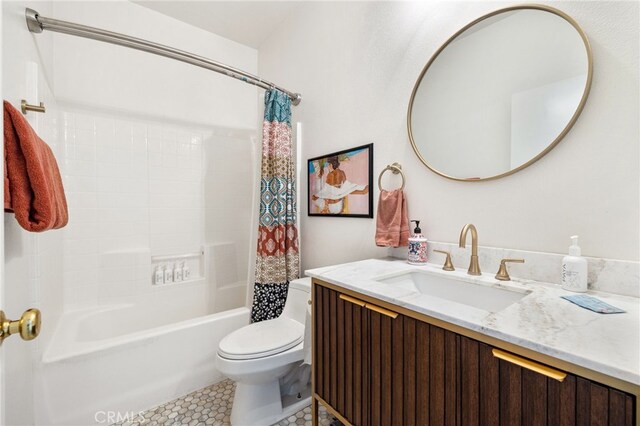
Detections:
561,235,588,292
408,220,428,265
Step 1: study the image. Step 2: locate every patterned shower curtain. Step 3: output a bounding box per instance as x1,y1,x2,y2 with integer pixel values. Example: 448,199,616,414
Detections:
251,90,300,322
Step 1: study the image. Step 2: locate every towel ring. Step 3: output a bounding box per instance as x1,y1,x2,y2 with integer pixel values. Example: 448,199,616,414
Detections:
378,163,406,191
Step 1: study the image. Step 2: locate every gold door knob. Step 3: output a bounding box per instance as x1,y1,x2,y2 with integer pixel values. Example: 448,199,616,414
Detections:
0,309,41,342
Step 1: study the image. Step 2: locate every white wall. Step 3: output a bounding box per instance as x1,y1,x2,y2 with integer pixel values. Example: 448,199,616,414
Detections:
258,1,640,271
52,1,258,129
2,1,63,424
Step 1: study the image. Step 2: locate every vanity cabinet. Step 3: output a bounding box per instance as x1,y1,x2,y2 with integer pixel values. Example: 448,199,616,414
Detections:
312,280,637,426
314,284,458,426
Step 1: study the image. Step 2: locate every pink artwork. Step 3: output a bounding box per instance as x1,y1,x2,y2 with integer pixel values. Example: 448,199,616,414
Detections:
308,144,373,217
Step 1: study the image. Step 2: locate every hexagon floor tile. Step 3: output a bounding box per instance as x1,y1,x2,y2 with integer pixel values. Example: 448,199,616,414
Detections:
113,379,337,426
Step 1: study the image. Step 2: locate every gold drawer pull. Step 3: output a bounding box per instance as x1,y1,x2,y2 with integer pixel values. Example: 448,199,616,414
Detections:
492,349,567,382
339,294,366,307
365,303,398,319
339,294,398,318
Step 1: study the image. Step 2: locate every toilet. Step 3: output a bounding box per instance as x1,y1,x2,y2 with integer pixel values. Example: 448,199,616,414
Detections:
216,277,312,426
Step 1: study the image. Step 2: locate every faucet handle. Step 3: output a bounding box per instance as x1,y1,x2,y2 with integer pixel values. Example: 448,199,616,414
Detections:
433,250,455,271
495,258,525,281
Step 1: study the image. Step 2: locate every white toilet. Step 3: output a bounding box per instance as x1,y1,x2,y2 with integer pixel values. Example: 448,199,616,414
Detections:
216,277,312,426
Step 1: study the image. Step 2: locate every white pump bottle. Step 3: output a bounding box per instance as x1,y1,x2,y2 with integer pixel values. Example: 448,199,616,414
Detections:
561,236,588,292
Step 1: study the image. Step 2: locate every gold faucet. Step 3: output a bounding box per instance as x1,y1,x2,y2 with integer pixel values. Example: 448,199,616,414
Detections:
433,250,455,271
495,258,525,281
459,224,481,275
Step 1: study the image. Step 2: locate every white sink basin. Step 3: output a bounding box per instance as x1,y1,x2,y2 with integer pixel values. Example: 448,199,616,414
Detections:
375,270,530,312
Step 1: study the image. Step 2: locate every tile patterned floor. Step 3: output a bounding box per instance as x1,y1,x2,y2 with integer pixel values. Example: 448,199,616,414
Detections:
115,379,334,426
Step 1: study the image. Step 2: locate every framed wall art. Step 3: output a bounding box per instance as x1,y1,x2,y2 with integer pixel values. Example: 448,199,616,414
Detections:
307,143,373,218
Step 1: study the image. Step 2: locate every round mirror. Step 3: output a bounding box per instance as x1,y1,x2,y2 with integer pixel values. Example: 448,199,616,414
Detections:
408,5,592,181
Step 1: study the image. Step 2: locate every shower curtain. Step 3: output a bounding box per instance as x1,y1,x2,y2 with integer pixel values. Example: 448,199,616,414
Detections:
251,90,300,322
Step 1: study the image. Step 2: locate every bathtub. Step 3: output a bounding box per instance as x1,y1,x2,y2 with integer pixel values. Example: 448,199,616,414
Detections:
35,304,250,425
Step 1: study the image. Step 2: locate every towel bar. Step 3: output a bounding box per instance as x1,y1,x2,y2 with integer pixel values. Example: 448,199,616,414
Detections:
378,162,405,191
21,100,46,114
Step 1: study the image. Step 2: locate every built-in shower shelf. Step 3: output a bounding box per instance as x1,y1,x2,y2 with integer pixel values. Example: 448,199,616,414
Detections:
151,249,204,286
151,251,204,262
153,277,204,287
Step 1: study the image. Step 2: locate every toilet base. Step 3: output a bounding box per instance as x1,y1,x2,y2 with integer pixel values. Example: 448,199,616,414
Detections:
230,381,311,426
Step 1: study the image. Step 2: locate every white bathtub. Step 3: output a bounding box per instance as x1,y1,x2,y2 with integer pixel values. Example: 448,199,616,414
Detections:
35,304,249,425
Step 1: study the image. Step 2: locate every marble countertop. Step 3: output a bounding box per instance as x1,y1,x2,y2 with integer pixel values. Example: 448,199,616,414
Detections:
306,258,640,386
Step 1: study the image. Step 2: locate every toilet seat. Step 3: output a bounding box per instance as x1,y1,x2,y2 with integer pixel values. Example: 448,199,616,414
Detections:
218,317,304,360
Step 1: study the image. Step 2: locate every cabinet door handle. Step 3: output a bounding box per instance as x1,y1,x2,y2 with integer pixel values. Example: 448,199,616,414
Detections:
338,293,398,318
492,349,567,382
339,294,366,307
365,303,398,319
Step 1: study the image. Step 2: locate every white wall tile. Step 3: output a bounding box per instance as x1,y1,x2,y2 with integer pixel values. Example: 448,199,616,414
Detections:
64,254,99,272
66,192,98,209
68,208,98,224
65,268,99,288
73,113,95,131
74,128,96,146
64,239,99,255
75,144,96,161
58,107,254,311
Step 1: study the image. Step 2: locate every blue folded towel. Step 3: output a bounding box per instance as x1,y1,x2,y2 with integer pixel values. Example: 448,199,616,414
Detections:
561,295,626,314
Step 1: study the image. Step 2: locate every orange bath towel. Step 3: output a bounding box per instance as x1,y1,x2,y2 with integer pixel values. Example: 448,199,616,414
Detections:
4,100,68,231
375,189,409,248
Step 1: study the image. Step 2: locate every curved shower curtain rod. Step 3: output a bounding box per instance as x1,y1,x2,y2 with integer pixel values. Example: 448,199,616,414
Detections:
24,8,302,106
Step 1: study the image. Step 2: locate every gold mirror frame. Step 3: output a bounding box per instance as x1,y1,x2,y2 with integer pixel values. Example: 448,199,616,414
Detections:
407,4,593,182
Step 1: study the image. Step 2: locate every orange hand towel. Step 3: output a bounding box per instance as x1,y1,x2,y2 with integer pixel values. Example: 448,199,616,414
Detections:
375,189,409,248
4,101,68,231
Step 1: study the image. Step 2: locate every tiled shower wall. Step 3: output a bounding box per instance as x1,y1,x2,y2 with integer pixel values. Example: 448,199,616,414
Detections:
60,107,254,310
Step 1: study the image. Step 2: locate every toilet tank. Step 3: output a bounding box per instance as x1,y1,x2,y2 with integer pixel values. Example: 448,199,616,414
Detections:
280,277,311,324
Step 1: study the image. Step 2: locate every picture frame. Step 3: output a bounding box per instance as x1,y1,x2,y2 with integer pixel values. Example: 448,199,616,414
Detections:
307,143,373,218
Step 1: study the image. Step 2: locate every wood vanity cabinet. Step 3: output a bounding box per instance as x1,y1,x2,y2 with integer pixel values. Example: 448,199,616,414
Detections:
312,280,637,426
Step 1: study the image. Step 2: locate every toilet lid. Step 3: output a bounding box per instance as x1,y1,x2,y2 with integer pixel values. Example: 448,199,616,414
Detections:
218,317,304,360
